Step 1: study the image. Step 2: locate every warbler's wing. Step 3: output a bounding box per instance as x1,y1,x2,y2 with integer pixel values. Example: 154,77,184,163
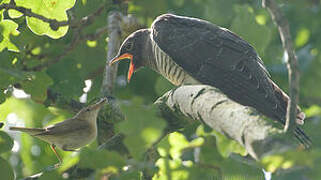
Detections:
33,118,89,137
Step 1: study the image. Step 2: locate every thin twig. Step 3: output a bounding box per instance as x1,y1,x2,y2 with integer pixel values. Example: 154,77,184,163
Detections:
0,3,69,30
16,3,108,71
0,2,106,30
27,26,108,71
262,0,300,132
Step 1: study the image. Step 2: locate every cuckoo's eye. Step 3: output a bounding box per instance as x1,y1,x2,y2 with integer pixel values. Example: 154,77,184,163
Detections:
124,42,134,51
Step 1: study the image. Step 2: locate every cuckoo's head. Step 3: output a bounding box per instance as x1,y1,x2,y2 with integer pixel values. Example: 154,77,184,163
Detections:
109,29,150,82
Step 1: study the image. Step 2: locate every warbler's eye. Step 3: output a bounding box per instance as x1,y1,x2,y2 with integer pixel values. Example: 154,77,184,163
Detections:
86,108,90,112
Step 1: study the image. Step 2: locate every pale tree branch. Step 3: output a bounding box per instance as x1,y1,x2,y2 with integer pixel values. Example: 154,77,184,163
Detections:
262,0,300,132
101,11,122,96
98,12,142,145
97,11,124,146
155,85,296,160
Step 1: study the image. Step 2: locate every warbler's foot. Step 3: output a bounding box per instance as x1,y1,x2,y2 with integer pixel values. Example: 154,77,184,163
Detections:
54,163,61,169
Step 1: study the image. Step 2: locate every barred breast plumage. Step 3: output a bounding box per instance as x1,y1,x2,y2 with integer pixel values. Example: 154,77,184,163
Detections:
150,36,199,86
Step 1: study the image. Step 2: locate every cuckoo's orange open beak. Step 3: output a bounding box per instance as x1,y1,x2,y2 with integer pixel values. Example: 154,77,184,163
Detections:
109,53,134,82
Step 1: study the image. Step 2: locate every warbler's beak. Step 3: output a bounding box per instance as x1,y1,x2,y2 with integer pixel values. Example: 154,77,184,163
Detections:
109,53,133,66
92,98,107,110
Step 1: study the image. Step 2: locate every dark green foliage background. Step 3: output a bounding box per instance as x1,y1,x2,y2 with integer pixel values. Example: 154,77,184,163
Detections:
0,0,321,179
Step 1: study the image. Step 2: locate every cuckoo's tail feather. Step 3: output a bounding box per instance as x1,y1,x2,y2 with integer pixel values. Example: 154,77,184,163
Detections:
271,81,311,149
294,126,312,149
9,127,46,136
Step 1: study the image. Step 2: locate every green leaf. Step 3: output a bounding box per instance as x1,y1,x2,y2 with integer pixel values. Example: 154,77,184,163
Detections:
118,98,166,160
154,76,175,96
114,170,142,180
204,0,236,27
230,5,271,55
196,125,247,158
0,10,3,21
158,132,204,160
199,137,264,179
14,0,76,39
21,71,53,102
57,152,79,173
153,158,189,180
154,157,222,180
47,58,84,98
295,28,310,48
305,105,321,117
261,151,317,173
0,67,27,87
78,147,126,169
0,90,6,104
0,157,14,180
167,132,190,159
0,131,13,153
39,170,63,180
0,19,20,52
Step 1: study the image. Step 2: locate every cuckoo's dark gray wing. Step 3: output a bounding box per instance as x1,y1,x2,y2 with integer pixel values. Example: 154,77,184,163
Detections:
151,14,283,121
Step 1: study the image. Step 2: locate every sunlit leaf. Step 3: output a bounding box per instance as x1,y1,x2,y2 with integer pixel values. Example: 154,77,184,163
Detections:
0,19,20,52
304,105,321,117
196,125,247,158
57,153,79,173
14,0,76,39
8,9,23,19
230,4,271,54
295,28,310,48
153,158,189,180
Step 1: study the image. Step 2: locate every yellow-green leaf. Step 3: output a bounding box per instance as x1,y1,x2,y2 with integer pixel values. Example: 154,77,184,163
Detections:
14,0,76,39
0,19,20,52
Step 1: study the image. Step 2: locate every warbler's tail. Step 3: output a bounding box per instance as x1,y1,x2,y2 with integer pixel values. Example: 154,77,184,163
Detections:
9,127,46,136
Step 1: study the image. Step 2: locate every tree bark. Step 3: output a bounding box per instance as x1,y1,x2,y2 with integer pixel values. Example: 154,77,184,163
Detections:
155,85,295,160
101,11,122,96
